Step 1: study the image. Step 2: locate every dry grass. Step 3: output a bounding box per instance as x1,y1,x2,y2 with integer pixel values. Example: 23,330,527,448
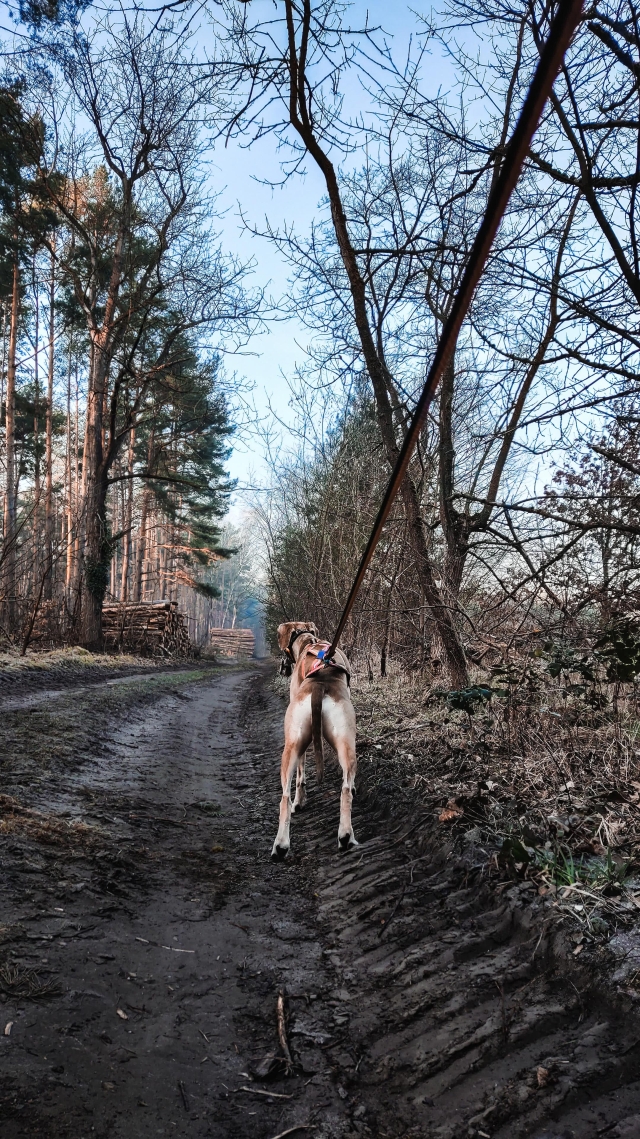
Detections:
0,645,157,674
0,962,62,1000
0,794,103,850
350,663,640,936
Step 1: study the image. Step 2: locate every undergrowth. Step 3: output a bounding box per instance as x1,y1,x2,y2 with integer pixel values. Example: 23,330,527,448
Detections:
349,658,640,940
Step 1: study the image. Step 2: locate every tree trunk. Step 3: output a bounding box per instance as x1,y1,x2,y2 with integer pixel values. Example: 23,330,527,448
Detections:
120,426,135,601
400,478,468,688
32,268,41,594
2,257,19,632
79,336,109,648
80,470,109,648
135,486,150,602
44,251,55,601
64,355,73,607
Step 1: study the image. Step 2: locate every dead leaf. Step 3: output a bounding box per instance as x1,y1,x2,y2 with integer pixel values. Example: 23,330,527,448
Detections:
116,1008,128,1020
536,1065,550,1088
102,1081,115,1091
439,799,464,824
4,1021,13,1036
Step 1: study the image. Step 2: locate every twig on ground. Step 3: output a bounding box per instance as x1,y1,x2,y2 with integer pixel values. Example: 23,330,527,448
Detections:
277,989,295,1074
237,1086,293,1099
268,1128,314,1139
178,1080,190,1111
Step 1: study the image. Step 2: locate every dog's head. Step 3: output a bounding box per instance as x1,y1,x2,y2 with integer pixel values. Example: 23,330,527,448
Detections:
276,621,319,655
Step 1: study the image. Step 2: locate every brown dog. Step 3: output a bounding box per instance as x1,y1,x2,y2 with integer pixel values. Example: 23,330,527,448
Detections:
272,621,357,859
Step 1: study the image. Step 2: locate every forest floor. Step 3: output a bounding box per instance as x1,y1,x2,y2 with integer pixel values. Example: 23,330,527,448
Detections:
2,660,640,1138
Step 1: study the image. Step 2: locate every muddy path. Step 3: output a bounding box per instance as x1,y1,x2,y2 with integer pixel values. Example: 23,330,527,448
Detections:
1,664,640,1139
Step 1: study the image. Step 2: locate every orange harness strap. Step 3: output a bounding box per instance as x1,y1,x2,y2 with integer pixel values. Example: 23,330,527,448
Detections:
302,642,351,682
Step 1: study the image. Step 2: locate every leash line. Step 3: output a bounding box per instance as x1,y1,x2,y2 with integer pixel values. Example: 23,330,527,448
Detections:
325,0,584,662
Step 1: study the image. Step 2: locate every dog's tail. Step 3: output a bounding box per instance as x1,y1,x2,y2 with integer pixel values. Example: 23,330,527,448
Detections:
311,682,324,785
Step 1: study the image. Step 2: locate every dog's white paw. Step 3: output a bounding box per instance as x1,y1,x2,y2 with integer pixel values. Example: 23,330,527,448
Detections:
271,840,289,861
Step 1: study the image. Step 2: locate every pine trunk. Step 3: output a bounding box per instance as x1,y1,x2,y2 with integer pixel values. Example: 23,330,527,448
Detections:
79,337,109,648
2,257,19,632
120,426,135,601
135,486,150,602
44,252,55,600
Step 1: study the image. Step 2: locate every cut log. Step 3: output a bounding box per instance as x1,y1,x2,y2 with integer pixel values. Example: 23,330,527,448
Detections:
102,600,191,658
209,628,254,660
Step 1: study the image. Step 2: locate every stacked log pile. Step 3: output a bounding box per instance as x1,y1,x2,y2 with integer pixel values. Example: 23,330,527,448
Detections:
209,627,255,660
102,601,191,657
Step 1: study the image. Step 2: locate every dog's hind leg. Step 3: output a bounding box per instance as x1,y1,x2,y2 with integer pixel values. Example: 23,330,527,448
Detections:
292,749,307,813
272,734,309,859
336,736,358,851
272,744,297,859
323,696,358,851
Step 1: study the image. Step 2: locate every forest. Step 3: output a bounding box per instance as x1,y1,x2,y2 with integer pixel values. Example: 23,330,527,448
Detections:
4,0,640,1137
2,0,640,688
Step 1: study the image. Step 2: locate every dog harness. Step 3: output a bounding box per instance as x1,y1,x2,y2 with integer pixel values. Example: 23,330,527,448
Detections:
279,626,316,676
302,642,351,683
279,629,351,683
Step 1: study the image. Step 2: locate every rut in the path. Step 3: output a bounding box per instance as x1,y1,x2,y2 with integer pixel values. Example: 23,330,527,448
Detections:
286,754,640,1139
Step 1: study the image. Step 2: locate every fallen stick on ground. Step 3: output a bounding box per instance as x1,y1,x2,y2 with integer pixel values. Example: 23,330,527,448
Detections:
229,921,250,934
277,990,295,1074
268,1127,315,1139
237,1086,293,1099
133,935,194,953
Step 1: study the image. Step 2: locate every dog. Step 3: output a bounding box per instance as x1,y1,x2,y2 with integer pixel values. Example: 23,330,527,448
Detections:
272,621,357,859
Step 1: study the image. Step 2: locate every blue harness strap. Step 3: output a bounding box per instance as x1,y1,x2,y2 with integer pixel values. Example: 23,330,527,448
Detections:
303,642,351,682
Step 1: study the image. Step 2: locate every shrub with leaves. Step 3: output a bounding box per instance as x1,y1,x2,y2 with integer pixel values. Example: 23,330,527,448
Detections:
594,617,640,683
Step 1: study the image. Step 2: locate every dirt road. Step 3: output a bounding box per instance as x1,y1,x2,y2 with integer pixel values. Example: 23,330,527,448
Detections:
2,663,640,1138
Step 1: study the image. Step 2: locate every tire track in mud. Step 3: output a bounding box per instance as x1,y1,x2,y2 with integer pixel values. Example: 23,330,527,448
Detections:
288,722,640,1139
1,663,640,1139
216,669,640,1138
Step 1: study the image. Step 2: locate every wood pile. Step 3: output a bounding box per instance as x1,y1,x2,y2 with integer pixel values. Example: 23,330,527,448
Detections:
209,627,255,660
102,601,191,657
